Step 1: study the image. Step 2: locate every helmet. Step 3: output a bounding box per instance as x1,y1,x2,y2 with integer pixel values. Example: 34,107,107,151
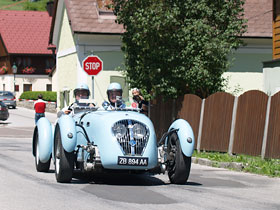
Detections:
107,82,123,105
107,82,122,93
74,83,90,99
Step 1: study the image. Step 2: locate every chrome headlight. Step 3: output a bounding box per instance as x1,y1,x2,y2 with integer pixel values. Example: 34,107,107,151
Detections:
133,123,147,139
112,123,127,138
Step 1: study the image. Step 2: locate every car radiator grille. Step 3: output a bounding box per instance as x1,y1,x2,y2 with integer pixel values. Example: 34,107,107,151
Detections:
113,120,149,156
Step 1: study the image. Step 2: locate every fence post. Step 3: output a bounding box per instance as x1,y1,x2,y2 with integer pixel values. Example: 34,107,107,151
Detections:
197,99,205,153
228,96,238,155
261,96,271,159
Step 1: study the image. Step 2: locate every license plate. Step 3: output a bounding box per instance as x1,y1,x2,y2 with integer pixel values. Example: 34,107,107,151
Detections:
118,156,148,166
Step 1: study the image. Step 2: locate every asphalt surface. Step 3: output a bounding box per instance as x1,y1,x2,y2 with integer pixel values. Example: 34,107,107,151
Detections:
0,107,280,210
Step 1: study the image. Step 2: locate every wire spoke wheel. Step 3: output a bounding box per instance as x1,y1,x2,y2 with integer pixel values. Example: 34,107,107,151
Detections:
166,132,191,184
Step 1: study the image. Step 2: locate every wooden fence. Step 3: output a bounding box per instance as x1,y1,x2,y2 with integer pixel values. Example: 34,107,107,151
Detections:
150,90,280,159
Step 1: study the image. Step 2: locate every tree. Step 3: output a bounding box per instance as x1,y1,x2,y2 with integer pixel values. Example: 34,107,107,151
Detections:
24,0,49,11
112,0,247,99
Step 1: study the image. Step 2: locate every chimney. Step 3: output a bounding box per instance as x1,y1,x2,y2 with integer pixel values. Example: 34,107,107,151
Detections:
46,1,54,17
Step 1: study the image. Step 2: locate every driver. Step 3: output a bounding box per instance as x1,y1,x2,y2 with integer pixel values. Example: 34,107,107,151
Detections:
103,82,125,110
63,83,95,114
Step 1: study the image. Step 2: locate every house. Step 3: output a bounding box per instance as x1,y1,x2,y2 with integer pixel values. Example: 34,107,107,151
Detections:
0,9,55,99
225,0,273,95
49,0,126,109
49,0,273,110
262,0,280,95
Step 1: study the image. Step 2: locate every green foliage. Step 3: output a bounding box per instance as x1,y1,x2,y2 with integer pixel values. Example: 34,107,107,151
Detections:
193,151,280,177
0,0,25,10
0,0,49,11
112,0,247,99
20,91,57,102
23,0,49,11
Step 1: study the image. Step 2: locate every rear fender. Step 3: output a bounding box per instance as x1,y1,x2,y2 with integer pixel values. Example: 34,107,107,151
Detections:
32,117,53,163
55,114,77,153
166,119,195,157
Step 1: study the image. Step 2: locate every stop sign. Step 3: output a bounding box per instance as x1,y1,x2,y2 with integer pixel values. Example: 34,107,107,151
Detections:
82,55,103,76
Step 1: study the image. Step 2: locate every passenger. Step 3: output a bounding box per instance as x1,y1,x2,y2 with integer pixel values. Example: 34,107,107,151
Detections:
132,88,149,114
63,83,95,115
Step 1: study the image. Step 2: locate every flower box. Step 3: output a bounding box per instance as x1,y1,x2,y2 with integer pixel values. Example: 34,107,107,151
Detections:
0,65,7,75
22,67,35,74
45,68,52,74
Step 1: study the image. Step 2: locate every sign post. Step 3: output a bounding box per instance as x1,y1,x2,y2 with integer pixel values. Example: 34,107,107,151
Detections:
82,55,103,76
82,55,103,99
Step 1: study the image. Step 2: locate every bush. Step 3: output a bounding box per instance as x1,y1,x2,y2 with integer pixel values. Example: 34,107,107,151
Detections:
23,0,49,11
20,91,57,102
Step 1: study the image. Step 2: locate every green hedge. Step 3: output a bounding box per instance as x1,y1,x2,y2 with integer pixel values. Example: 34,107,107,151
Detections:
20,91,57,102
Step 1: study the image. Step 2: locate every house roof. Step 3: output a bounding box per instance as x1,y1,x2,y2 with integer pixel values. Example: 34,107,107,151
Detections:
50,0,272,45
64,0,124,34
243,0,272,38
0,10,53,55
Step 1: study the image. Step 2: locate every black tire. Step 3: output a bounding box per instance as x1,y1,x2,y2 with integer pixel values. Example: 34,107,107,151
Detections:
35,132,51,172
167,132,191,184
54,125,74,183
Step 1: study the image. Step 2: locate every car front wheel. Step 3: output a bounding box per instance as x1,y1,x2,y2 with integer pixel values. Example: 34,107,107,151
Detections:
166,132,191,184
35,132,51,172
54,125,74,183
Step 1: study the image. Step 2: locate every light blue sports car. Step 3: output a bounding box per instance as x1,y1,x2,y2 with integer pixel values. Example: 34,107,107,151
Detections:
32,101,195,184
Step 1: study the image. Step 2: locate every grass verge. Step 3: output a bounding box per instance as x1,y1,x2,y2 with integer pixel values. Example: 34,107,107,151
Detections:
193,150,280,178
0,0,26,10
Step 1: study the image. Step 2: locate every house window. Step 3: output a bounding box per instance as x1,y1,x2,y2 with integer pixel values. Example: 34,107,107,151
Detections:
23,84,32,92
23,58,26,67
46,58,55,68
46,84,52,91
15,85,19,92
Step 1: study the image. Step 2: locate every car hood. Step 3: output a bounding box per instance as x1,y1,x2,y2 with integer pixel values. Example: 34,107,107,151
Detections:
74,110,153,128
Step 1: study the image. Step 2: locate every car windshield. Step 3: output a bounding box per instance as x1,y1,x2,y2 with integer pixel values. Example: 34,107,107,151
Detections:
73,106,97,114
0,91,13,97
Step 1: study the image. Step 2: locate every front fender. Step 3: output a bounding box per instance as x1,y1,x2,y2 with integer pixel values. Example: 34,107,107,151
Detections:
167,119,195,157
56,114,77,153
32,117,53,163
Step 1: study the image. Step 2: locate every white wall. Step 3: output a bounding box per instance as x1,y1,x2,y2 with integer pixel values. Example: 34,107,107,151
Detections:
0,74,52,99
223,72,263,96
75,34,125,106
263,66,280,95
225,38,272,95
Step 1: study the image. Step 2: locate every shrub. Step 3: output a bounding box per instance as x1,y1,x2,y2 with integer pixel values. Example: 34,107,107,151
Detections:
23,0,49,11
20,91,57,102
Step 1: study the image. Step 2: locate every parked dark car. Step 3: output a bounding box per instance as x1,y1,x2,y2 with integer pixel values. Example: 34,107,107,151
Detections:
0,91,16,109
0,101,9,121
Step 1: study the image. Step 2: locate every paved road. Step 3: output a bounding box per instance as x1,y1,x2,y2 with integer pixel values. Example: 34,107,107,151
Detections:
0,107,280,210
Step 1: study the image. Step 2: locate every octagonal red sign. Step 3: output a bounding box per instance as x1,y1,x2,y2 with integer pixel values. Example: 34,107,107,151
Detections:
82,55,103,76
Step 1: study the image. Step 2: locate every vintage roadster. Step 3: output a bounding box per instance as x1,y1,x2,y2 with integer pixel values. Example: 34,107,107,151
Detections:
32,100,195,184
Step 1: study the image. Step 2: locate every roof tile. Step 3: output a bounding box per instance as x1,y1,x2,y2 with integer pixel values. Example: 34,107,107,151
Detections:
66,0,124,34
62,0,271,37
0,10,52,54
243,0,272,37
